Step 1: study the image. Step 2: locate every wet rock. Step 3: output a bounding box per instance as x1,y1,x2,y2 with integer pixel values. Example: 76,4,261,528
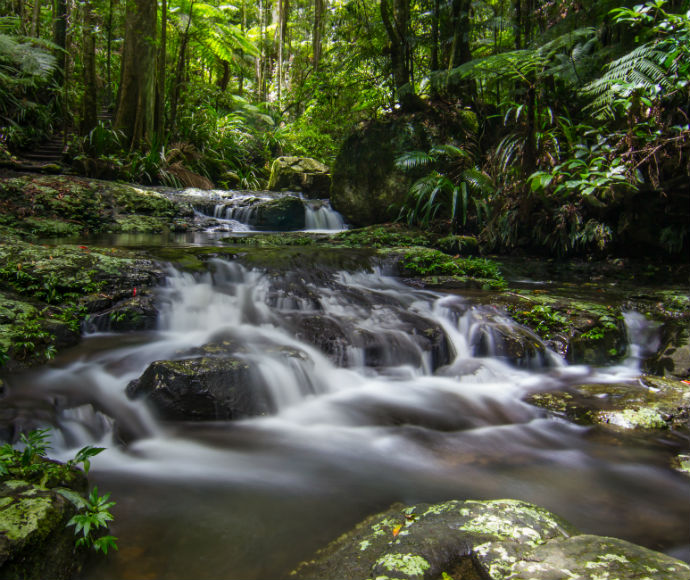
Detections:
287,314,351,366
526,376,690,430
0,476,88,580
475,534,690,580
126,355,267,421
267,157,331,199
292,498,688,580
248,196,306,231
84,291,159,332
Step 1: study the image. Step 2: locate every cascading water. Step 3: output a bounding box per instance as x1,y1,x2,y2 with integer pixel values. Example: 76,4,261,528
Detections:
183,187,346,233
1,260,687,579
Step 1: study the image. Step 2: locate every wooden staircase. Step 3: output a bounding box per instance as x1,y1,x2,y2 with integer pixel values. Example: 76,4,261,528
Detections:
10,106,114,171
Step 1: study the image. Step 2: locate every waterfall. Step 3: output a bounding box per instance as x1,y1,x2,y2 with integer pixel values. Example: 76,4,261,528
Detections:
1,259,687,579
303,201,346,231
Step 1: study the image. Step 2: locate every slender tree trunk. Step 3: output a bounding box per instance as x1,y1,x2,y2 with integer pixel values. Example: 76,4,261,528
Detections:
114,0,157,149
81,0,97,135
238,0,246,95
106,0,114,106
430,0,439,72
169,0,194,135
52,0,67,86
31,0,40,37
313,0,323,71
154,0,167,140
217,60,230,91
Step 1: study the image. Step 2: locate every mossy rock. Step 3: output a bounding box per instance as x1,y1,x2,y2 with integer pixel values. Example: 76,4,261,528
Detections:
388,248,506,290
0,475,88,580
291,498,690,580
267,156,331,198
0,173,181,238
330,105,475,227
247,196,306,231
526,376,690,430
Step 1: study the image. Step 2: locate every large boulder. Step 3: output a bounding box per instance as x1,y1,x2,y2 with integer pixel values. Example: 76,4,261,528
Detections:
268,157,331,199
291,499,690,580
330,106,477,227
0,473,88,580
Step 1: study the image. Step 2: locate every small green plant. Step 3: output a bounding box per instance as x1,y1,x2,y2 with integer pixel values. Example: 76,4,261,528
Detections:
1,429,116,554
509,305,570,339
67,487,118,554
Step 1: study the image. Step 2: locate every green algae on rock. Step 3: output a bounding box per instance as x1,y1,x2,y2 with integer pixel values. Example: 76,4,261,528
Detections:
290,499,689,580
0,476,88,580
526,376,690,431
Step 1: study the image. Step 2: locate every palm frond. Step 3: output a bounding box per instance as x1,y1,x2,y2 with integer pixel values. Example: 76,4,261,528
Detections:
395,150,435,172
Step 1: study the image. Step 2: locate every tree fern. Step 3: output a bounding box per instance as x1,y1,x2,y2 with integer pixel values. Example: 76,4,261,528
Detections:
583,42,672,118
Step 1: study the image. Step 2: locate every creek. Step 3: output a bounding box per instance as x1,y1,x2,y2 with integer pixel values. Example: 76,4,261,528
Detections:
1,238,689,578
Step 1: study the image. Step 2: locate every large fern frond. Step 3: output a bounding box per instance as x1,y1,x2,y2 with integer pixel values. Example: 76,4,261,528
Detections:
583,42,672,117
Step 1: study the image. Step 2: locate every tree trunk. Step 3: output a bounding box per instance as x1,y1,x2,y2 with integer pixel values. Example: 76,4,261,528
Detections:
380,0,420,110
31,0,40,37
52,0,67,86
155,0,167,140
114,0,157,149
313,0,323,71
169,0,194,135
81,0,97,135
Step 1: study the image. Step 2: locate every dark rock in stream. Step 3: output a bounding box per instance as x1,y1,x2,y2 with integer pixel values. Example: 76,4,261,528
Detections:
126,336,313,420
126,355,265,421
248,196,306,231
290,499,690,580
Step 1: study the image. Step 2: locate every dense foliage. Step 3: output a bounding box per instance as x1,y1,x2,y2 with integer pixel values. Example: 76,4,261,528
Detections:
0,0,687,257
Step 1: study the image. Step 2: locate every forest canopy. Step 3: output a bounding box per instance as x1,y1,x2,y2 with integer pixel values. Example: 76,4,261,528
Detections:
0,0,688,257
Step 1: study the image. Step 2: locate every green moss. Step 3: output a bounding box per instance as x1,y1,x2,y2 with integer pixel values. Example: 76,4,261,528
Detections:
374,554,430,577
603,407,668,430
397,248,505,289
508,305,569,339
333,226,432,249
434,235,478,256
113,215,169,233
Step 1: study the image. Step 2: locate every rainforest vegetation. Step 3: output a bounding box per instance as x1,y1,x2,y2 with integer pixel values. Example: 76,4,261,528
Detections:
0,0,688,257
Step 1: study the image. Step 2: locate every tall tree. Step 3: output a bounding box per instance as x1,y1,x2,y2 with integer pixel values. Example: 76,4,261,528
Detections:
155,0,167,138
81,0,98,134
114,0,157,148
380,0,420,110
312,0,323,71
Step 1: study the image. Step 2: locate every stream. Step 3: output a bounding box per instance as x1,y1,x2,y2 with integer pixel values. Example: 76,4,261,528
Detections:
1,194,688,578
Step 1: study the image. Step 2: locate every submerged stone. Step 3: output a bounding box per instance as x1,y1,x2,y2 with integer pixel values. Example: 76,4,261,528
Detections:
290,499,690,580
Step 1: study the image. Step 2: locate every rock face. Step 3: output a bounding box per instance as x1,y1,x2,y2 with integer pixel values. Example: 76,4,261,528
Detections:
0,475,88,580
330,107,476,227
268,157,331,199
291,499,690,580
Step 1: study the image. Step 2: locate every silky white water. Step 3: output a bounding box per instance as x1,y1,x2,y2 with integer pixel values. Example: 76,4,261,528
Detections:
1,260,688,579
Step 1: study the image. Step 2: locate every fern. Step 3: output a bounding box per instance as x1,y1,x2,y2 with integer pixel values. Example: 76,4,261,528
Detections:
583,43,672,118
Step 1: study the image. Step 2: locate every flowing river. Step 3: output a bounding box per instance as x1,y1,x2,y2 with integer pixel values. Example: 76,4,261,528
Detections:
1,252,689,579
